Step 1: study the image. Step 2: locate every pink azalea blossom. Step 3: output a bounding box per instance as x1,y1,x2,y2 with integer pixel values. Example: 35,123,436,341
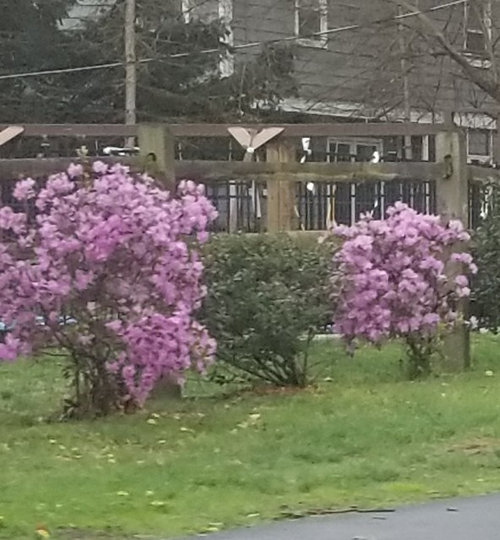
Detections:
92,161,109,175
67,163,83,178
13,178,36,201
0,164,218,407
334,203,475,347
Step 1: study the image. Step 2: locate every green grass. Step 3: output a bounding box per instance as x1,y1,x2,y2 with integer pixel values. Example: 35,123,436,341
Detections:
2,335,500,539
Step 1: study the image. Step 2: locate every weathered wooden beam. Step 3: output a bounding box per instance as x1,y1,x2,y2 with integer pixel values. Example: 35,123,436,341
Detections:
175,160,441,183
0,158,443,184
436,132,469,224
0,124,137,138
436,131,470,372
138,124,175,189
0,157,131,178
0,122,456,139
266,138,298,232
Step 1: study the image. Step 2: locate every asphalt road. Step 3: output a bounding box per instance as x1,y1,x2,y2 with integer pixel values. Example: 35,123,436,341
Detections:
180,494,500,540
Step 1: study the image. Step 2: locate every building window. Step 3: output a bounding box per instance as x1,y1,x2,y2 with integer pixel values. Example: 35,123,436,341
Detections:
327,138,382,163
295,0,328,48
467,129,491,158
465,0,491,56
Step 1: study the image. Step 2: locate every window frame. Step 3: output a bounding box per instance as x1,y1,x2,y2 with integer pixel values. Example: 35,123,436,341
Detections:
467,128,492,162
327,137,383,163
464,0,492,67
294,0,328,49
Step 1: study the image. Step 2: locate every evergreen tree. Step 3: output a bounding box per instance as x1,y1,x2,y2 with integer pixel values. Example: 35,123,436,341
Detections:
0,0,296,123
0,0,76,121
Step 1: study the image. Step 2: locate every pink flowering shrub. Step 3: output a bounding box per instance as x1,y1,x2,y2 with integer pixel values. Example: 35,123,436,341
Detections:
334,202,476,378
0,162,217,416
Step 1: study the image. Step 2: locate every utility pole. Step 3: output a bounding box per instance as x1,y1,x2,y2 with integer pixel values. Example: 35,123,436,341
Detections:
124,0,137,148
397,3,412,161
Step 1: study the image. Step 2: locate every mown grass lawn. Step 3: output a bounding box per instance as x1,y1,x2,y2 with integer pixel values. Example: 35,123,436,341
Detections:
2,335,500,539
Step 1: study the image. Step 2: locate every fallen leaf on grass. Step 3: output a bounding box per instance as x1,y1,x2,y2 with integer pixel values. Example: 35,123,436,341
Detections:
150,500,167,508
34,525,50,538
237,413,262,430
203,522,223,533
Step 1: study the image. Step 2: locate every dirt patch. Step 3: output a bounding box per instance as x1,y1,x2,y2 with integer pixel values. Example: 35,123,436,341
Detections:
447,437,500,456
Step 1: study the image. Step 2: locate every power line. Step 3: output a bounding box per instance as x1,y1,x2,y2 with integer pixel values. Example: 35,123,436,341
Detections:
0,0,467,82
172,0,468,57
0,59,149,80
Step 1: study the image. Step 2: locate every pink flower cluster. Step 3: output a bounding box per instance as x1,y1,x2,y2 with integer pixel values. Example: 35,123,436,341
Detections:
334,203,476,345
0,162,217,404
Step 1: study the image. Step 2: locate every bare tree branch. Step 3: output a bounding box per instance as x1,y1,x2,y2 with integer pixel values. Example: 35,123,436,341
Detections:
387,0,500,104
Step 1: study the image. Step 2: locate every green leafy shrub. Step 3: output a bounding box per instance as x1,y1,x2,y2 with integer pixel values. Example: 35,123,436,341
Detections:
471,185,500,331
200,234,335,387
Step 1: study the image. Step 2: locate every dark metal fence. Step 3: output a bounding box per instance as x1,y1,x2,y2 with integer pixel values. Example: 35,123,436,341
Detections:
202,178,437,233
297,179,436,230
205,179,266,233
0,158,492,233
0,173,484,234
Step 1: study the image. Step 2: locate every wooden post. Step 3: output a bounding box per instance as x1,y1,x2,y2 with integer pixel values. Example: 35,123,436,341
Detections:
435,130,471,371
436,130,468,224
124,0,137,149
138,124,176,190
138,124,181,399
266,138,297,232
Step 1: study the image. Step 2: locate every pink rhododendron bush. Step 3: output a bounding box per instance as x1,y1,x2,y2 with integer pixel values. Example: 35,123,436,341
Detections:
334,202,476,378
0,162,217,417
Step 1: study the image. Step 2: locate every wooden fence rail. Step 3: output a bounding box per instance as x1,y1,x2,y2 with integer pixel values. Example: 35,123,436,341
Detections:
0,122,459,138
0,157,497,185
1,124,500,230
1,122,500,373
